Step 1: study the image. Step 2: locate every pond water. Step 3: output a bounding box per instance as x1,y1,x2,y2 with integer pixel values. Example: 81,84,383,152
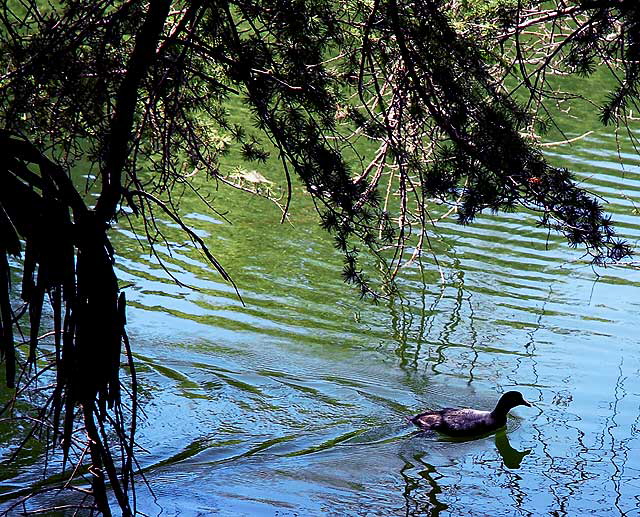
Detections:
3,127,640,515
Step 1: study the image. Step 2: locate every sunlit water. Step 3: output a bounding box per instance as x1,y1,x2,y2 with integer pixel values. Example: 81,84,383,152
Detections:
2,128,640,516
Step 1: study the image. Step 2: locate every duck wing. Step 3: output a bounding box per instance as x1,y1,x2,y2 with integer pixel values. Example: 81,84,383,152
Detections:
411,410,445,430
411,408,497,435
439,409,495,435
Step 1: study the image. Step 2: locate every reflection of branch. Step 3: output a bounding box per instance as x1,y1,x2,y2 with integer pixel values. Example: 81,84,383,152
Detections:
399,452,448,516
606,359,627,515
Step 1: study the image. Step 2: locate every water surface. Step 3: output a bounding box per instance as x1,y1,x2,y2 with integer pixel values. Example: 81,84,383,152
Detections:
3,128,640,516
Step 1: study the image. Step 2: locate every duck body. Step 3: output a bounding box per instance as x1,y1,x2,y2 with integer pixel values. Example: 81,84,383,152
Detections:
411,408,505,437
411,391,531,437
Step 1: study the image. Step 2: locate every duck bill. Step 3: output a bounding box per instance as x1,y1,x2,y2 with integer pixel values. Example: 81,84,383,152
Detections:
522,399,532,407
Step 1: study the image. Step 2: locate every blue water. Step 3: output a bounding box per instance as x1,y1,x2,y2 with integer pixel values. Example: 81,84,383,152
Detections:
2,129,640,515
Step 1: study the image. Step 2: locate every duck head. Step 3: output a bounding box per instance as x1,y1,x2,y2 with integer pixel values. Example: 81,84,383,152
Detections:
494,391,532,415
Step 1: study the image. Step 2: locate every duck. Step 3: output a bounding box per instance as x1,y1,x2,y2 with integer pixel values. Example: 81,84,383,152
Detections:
410,391,531,437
